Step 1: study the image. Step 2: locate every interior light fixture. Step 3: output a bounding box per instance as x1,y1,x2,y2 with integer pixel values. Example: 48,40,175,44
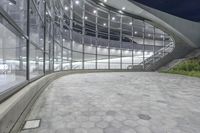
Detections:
122,7,126,10
8,2,13,5
118,10,123,14
75,0,79,5
85,16,88,20
134,31,138,34
104,0,107,2
129,22,132,25
100,3,104,6
64,6,68,11
93,10,97,14
103,23,107,26
112,17,115,21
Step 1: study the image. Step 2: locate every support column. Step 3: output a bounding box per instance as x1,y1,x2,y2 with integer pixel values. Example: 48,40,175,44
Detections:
26,0,30,80
108,11,111,69
82,0,85,70
69,0,73,69
131,18,134,67
43,1,46,74
153,26,155,64
61,8,64,71
143,22,145,70
95,10,98,70
120,15,122,70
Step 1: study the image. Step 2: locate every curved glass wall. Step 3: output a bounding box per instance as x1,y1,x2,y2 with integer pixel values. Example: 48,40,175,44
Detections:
0,0,175,101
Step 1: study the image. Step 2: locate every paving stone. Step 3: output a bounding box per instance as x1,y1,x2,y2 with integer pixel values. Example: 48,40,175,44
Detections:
96,121,109,128
66,121,80,128
135,126,152,133
111,120,123,128
120,126,137,133
104,127,120,133
89,116,102,122
123,120,138,128
20,72,200,133
74,128,87,133
81,121,95,128
87,127,103,133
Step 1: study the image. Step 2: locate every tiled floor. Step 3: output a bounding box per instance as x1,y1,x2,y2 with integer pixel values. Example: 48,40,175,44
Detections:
21,72,200,133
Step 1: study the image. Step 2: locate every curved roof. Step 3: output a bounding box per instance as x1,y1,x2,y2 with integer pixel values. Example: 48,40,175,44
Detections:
129,0,200,22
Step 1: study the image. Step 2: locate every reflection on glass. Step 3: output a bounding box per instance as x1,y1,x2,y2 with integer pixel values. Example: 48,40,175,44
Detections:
0,17,26,93
29,44,44,79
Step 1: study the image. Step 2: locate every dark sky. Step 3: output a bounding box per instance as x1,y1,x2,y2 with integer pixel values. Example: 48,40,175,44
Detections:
130,0,200,22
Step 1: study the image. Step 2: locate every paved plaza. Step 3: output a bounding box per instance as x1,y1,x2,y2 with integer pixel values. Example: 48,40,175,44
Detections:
21,72,200,133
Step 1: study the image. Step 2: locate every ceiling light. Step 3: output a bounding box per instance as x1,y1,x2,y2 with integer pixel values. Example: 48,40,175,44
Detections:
75,0,79,5
134,31,138,34
122,7,126,10
148,34,151,37
100,3,104,6
103,23,107,26
104,0,107,2
118,10,123,14
93,10,97,14
129,22,132,25
84,16,88,20
112,17,115,21
64,6,68,10
8,2,13,5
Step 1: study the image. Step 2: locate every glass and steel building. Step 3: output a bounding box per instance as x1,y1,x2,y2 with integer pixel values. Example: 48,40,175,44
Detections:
1,1,200,133
0,0,175,100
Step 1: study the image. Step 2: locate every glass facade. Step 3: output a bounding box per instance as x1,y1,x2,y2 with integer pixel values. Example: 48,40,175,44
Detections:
0,0,175,100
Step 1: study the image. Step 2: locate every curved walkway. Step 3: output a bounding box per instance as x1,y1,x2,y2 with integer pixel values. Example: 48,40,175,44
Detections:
21,72,200,133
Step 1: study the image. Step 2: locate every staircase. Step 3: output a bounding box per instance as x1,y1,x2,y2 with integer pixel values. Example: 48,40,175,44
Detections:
127,42,175,71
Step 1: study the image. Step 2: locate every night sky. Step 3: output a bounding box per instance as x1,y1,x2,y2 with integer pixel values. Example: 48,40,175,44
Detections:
129,0,200,22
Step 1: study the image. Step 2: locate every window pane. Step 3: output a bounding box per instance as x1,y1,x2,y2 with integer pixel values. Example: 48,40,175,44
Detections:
0,16,27,93
29,44,44,79
0,0,27,32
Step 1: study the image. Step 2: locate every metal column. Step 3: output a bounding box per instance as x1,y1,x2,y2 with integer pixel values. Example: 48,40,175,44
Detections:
69,0,73,69
82,0,85,69
95,10,98,70
142,22,145,70
108,11,111,69
120,15,122,70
